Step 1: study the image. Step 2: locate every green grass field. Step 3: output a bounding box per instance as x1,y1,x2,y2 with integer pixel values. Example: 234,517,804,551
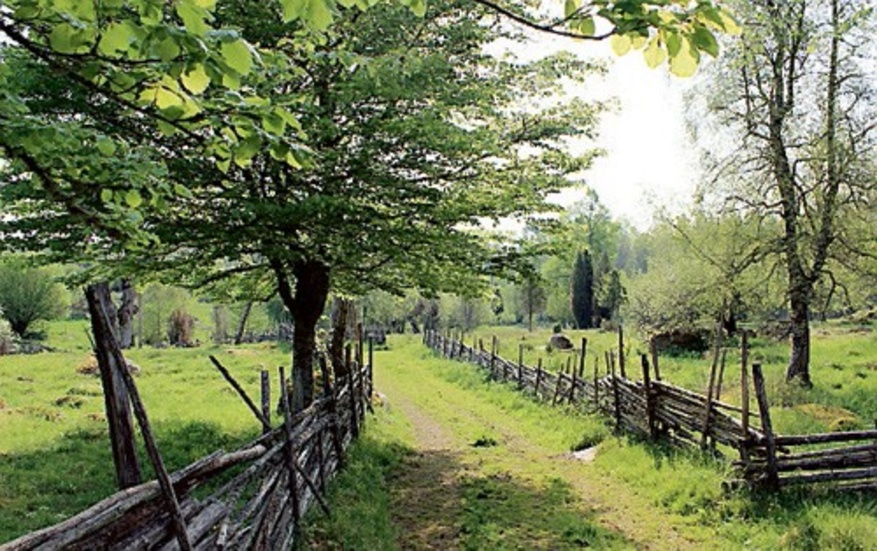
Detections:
1,321,876,547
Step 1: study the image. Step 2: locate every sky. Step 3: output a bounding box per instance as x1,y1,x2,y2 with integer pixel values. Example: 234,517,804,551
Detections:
488,27,705,230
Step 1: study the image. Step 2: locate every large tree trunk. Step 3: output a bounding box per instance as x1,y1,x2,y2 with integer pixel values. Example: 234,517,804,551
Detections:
328,297,350,380
117,279,137,349
85,283,142,489
276,260,331,412
232,302,253,345
787,290,812,386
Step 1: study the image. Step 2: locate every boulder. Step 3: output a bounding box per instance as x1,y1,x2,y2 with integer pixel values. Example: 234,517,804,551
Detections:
548,333,574,350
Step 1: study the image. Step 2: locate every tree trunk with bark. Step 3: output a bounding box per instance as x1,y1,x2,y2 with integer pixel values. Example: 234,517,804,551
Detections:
232,302,253,345
329,297,350,380
85,282,142,489
275,259,331,412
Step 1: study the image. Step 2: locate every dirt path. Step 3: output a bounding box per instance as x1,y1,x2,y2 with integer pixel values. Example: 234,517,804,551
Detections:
376,349,707,550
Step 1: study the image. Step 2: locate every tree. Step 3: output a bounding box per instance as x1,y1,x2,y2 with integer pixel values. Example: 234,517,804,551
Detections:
571,250,595,329
517,276,547,332
697,0,876,385
600,269,626,322
0,257,66,337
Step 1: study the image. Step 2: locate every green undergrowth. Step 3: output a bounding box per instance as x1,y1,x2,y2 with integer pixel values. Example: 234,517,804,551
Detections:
302,408,412,550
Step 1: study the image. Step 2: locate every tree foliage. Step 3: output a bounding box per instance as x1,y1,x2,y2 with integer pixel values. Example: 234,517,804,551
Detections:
0,256,67,337
571,250,595,329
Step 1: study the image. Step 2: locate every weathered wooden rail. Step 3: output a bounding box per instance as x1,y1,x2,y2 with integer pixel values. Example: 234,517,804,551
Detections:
424,329,877,494
1,347,373,550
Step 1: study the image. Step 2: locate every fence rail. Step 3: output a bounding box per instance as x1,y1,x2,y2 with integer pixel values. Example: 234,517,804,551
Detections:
2,347,373,551
425,329,877,494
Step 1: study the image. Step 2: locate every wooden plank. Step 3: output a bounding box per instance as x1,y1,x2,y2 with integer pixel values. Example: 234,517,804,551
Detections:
617,325,626,379
774,430,877,446
699,325,722,449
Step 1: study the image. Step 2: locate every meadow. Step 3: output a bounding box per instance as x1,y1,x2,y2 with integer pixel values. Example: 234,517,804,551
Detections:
1,320,876,548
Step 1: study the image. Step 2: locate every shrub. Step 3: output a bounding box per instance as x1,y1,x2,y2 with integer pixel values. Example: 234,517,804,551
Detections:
168,308,196,347
0,258,67,337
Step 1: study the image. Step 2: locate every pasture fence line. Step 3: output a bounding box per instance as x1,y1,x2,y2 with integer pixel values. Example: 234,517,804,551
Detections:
423,329,877,494
1,339,374,551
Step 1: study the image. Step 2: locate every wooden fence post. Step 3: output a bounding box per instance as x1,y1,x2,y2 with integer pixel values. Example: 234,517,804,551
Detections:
319,354,345,469
740,332,751,464
490,336,498,377
649,337,661,381
641,354,656,440
716,349,728,402
261,370,271,435
346,345,359,439
700,325,723,449
593,355,600,408
535,358,543,398
278,366,302,530
610,355,622,433
579,337,587,377
368,337,374,402
551,370,563,406
618,325,626,378
518,344,524,389
752,363,780,491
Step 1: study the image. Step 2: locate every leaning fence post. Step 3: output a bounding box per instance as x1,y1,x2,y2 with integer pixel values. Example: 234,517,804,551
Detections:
700,325,723,449
279,366,302,529
641,354,656,440
593,355,600,408
260,370,271,435
740,332,751,464
346,344,359,439
517,344,524,389
752,363,779,491
368,337,374,402
649,337,661,381
535,358,543,398
490,335,498,377
610,355,622,433
579,337,587,377
617,325,626,378
319,354,345,468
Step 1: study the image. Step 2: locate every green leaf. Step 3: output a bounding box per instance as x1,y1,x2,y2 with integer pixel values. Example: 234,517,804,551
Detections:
691,27,719,58
609,34,632,56
155,86,184,110
643,37,666,69
221,39,254,75
124,189,143,208
181,63,211,94
665,32,682,57
305,0,334,31
280,0,306,22
176,2,211,36
234,135,262,166
173,183,194,198
564,0,580,17
409,0,426,17
100,189,113,203
98,22,135,56
669,38,698,78
49,23,87,54
574,16,595,37
96,137,117,156
156,37,181,63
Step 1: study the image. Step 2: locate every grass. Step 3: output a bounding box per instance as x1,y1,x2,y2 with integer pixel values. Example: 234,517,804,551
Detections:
0,319,288,541
463,324,877,437
307,333,877,550
2,320,876,548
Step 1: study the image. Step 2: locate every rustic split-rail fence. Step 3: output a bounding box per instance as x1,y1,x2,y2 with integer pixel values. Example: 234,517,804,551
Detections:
424,329,877,494
1,342,374,550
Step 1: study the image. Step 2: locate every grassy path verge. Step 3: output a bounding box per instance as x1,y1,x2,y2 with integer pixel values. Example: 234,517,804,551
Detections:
305,336,877,550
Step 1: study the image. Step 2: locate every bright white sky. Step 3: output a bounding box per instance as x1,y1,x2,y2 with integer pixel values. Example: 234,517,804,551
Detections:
488,27,705,230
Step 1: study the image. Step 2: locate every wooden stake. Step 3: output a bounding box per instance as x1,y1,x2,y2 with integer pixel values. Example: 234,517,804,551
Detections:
535,358,543,398
319,354,345,469
260,370,271,435
649,337,661,381
278,367,303,528
579,337,587,377
642,354,656,439
740,332,751,464
209,356,271,433
518,343,524,389
699,325,723,449
752,364,780,490
618,325,625,378
346,344,359,439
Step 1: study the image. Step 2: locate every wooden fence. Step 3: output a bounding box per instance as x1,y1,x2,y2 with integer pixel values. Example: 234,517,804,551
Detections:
424,329,877,494
1,344,373,551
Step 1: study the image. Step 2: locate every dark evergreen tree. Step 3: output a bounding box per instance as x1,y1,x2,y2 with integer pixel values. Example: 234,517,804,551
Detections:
571,250,595,329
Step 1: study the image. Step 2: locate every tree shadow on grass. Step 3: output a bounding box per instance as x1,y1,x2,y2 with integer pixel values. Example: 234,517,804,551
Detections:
0,420,254,544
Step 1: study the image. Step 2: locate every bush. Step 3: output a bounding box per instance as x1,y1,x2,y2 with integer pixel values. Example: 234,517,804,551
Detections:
0,258,67,338
168,308,196,347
